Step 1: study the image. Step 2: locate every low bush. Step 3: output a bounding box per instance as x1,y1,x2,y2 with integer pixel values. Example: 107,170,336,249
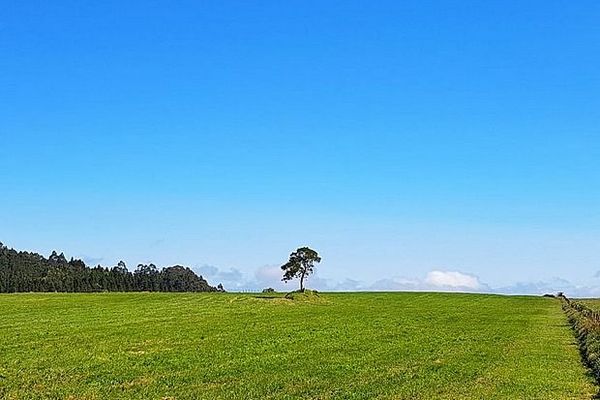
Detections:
284,289,321,301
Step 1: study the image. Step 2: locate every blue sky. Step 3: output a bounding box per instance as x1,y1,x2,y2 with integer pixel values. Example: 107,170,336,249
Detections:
1,1,599,294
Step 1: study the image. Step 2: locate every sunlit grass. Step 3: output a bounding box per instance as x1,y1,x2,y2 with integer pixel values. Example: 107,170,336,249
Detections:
0,292,594,399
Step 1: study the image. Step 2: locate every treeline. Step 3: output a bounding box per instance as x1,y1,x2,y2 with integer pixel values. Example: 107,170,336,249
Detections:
0,242,223,293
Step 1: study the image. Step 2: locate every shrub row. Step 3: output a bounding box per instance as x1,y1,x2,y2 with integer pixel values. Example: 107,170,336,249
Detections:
560,295,600,378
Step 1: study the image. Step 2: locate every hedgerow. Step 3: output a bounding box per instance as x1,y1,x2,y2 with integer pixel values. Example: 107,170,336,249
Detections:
560,294,600,379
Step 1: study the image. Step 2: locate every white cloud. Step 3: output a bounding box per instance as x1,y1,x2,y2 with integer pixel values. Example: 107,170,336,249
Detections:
365,272,486,292
368,277,421,291
194,265,250,290
425,270,482,290
254,265,282,285
332,279,365,291
197,265,219,277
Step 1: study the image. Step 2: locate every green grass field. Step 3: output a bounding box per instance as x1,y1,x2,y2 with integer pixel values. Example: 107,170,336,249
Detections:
582,299,600,309
0,292,594,399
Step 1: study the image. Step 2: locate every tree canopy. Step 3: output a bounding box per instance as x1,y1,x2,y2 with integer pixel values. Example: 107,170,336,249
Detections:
281,247,321,292
0,242,220,293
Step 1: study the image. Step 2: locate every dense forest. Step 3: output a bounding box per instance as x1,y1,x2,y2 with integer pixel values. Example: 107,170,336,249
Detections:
0,242,222,293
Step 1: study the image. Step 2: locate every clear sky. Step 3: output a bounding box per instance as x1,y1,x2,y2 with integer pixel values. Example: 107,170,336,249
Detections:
1,1,599,294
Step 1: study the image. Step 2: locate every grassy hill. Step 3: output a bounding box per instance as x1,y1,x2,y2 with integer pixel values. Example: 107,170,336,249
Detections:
0,292,594,399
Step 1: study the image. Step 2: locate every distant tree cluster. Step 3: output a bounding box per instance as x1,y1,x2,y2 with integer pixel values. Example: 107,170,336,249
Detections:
0,242,222,293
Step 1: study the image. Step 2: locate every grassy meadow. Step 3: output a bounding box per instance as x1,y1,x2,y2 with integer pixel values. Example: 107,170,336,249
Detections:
0,292,594,399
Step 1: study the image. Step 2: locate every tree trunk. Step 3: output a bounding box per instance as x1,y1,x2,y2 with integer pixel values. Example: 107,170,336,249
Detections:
300,272,305,292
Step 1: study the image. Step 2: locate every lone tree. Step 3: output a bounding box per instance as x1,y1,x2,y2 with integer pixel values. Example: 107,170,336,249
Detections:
281,247,321,292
